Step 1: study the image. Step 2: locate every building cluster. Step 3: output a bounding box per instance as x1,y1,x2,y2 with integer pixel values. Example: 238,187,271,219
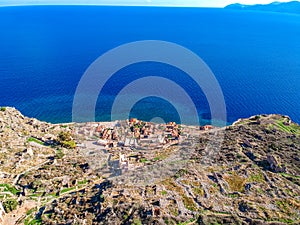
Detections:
128,118,154,139
116,153,143,174
96,126,119,148
127,119,182,145
76,122,100,137
75,119,186,176
164,122,181,145
74,119,184,177
76,119,184,150
200,125,214,131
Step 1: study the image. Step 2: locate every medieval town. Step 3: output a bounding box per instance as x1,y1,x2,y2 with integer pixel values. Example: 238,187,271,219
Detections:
74,118,212,177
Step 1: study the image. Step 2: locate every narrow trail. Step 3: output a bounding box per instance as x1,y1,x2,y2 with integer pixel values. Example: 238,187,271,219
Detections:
13,158,53,185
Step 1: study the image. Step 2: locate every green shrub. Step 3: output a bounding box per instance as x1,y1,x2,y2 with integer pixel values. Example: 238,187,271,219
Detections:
3,198,18,212
57,132,76,149
60,140,76,149
0,107,6,112
27,137,44,145
0,184,20,195
161,190,167,195
249,172,265,183
56,149,64,159
140,158,149,163
193,187,205,197
132,218,142,225
57,131,72,142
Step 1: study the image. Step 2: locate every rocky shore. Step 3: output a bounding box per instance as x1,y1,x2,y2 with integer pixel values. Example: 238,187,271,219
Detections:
0,107,300,225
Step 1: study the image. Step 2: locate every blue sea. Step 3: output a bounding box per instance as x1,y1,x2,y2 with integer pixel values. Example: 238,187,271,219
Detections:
0,6,300,125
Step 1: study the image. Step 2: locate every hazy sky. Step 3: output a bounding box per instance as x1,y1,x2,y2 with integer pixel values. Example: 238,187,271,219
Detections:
0,0,294,7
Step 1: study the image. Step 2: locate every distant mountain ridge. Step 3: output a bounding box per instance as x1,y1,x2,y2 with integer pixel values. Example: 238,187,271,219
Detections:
225,1,300,14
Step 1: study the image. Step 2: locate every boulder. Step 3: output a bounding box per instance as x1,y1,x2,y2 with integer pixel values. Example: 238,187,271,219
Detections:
267,155,286,173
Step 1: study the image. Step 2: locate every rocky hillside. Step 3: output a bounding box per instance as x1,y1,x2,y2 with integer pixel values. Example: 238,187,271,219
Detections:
0,107,300,225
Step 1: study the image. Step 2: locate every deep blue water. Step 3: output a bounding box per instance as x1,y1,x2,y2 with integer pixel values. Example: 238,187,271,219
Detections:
0,6,300,125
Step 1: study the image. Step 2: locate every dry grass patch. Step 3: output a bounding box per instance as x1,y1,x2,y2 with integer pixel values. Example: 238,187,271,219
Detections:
224,173,247,192
161,178,198,212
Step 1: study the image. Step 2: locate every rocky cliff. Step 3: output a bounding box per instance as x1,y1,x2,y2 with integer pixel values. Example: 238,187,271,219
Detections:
0,107,300,225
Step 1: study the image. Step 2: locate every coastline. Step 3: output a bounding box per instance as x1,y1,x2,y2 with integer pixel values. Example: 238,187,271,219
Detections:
0,106,300,224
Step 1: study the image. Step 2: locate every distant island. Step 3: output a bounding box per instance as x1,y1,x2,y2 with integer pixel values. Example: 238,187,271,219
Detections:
225,1,300,14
